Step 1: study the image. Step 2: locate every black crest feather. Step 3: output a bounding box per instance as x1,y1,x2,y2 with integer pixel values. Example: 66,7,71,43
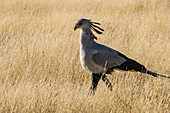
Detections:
91,26,103,34
91,24,104,31
91,22,101,25
90,21,104,34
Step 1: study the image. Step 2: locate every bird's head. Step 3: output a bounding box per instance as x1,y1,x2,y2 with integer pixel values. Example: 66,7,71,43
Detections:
74,18,104,34
74,18,90,31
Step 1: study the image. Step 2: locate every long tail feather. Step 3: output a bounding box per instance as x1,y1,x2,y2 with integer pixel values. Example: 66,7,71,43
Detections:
114,56,170,78
146,70,170,78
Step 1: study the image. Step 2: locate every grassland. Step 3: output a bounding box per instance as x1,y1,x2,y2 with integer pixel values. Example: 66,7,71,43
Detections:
0,0,170,112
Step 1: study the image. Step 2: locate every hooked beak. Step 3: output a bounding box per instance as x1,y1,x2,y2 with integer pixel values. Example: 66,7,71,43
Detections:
74,26,77,31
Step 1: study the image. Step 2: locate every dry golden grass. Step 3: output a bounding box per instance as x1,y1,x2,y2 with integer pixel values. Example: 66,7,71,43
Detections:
0,0,170,112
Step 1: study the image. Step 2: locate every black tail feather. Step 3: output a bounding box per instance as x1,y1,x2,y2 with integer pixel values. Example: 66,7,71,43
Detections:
146,70,170,78
114,59,170,78
114,59,147,73
146,70,158,77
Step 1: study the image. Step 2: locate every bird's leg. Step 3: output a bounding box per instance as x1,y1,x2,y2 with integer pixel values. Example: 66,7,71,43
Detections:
89,73,102,95
102,74,112,91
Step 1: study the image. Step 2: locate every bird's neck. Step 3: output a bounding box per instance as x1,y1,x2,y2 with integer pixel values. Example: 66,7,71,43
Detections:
80,28,95,48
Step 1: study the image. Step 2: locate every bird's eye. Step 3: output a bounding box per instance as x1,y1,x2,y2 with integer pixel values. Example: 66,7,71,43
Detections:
78,22,82,25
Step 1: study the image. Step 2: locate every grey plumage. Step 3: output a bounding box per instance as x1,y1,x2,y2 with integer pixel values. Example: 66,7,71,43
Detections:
74,18,169,95
92,44,126,69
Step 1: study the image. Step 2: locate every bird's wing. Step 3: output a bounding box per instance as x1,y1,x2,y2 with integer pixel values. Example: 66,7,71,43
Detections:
92,44,127,68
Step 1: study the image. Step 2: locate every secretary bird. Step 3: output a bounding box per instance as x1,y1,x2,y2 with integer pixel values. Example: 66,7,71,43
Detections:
74,18,169,95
